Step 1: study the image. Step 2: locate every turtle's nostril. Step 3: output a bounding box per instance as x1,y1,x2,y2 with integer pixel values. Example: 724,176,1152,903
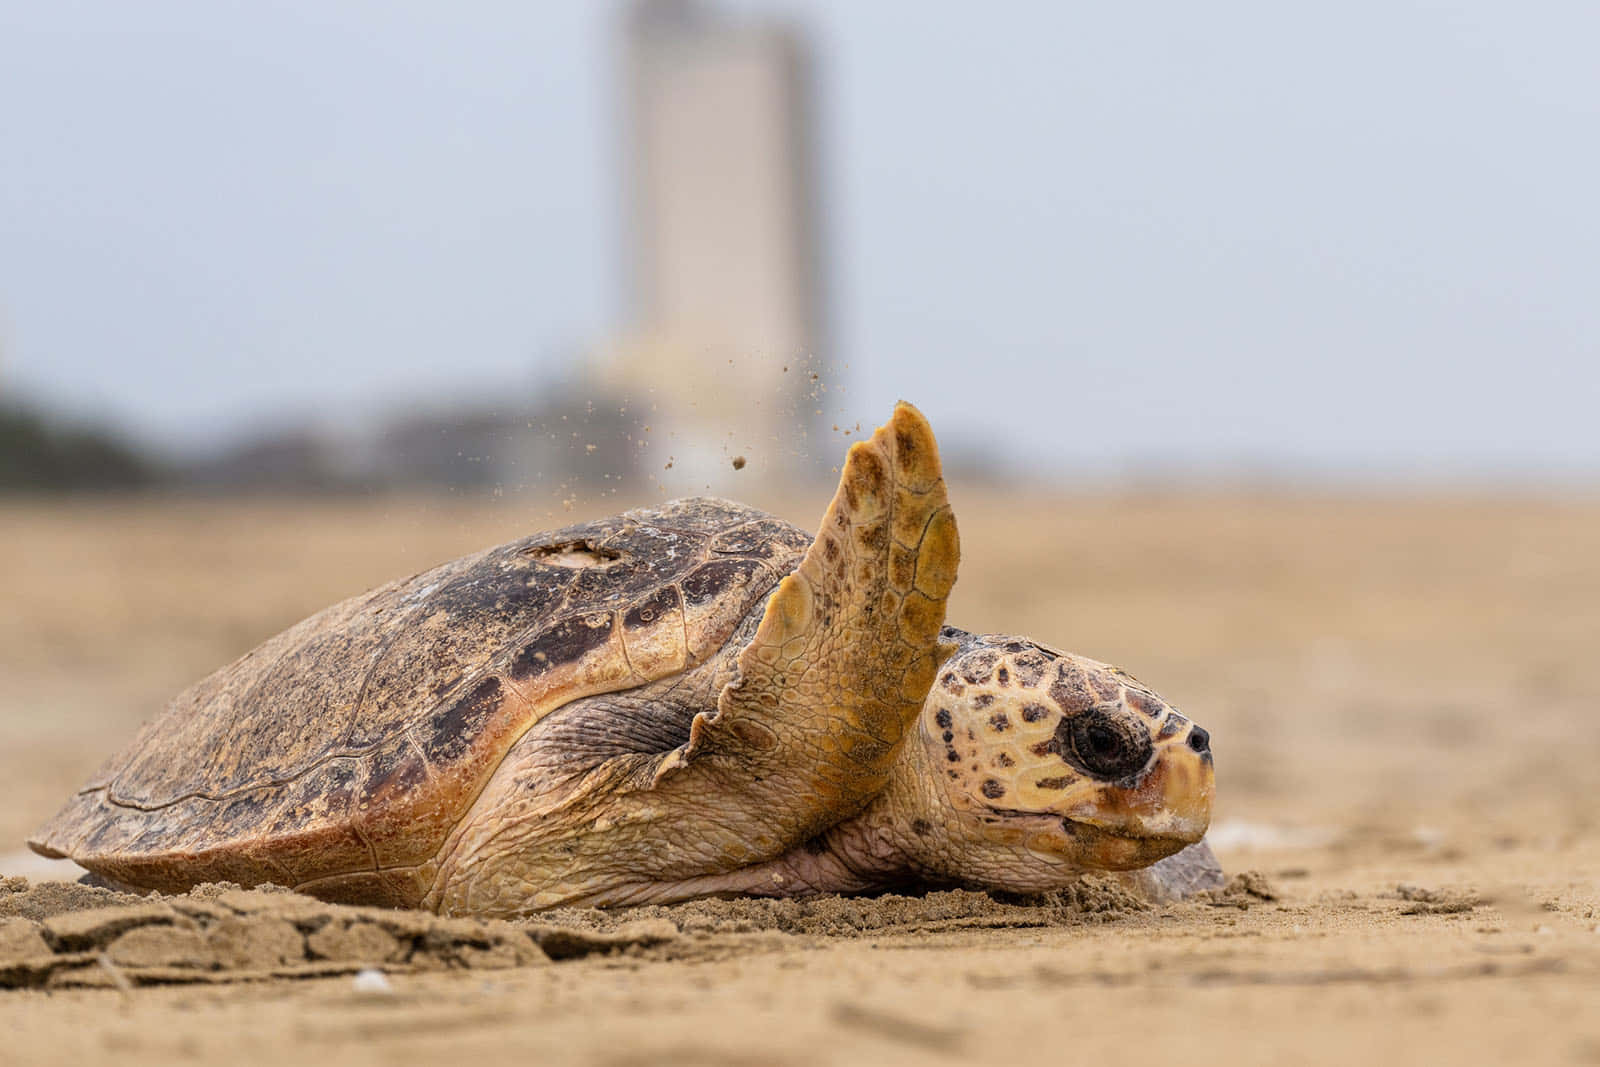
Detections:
1187,726,1210,754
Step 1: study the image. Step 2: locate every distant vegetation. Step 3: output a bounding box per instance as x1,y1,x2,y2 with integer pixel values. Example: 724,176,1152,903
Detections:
0,384,815,494
0,403,156,491
0,391,640,495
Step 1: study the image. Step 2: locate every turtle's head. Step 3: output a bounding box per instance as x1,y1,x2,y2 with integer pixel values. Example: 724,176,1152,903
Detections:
915,633,1213,881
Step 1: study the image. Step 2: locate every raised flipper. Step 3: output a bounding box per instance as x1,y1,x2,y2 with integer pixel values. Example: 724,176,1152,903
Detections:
657,401,960,844
430,403,962,913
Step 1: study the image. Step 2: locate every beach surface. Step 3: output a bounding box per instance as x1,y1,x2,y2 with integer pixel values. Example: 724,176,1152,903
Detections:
3,492,1596,1065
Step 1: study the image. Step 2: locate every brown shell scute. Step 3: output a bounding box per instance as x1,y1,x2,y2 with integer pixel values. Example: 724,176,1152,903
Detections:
709,517,811,559
422,677,508,767
32,497,807,897
510,611,619,682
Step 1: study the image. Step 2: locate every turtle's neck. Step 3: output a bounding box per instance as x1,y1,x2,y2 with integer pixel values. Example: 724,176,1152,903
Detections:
744,727,964,896
781,710,1117,898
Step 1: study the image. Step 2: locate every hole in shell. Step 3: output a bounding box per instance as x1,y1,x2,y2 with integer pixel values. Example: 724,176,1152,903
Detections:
525,539,621,568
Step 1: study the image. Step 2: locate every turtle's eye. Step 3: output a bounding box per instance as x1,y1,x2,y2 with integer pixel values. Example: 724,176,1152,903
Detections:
1056,707,1153,781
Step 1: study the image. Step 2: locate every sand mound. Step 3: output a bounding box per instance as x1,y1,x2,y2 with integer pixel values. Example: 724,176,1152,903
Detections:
0,875,145,921
0,873,1153,988
0,877,676,989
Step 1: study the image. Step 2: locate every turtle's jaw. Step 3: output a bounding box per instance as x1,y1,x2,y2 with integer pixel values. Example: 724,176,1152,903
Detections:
1023,821,1192,872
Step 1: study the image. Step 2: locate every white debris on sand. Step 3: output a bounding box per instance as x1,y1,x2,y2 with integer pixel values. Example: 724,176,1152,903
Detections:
351,968,394,995
1206,818,1338,851
1411,825,1446,848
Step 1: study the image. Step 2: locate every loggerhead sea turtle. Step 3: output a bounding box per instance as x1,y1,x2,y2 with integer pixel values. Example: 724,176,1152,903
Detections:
29,403,1219,917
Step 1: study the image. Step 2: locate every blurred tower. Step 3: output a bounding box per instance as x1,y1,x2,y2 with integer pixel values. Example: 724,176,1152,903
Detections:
606,0,829,482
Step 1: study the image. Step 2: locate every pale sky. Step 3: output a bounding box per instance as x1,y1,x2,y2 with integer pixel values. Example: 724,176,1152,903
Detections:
2,1,1597,482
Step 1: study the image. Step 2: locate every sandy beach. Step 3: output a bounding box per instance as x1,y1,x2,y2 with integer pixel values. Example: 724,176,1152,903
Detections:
2,491,1596,1065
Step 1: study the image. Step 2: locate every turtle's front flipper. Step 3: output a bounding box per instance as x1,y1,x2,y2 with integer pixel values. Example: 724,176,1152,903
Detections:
661,401,960,845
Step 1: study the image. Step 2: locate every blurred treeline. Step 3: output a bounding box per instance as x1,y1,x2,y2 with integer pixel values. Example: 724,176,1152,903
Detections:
0,402,154,491
0,387,645,495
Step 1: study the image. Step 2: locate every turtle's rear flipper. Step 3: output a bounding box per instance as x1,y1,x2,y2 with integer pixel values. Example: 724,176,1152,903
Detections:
77,870,145,895
661,401,959,846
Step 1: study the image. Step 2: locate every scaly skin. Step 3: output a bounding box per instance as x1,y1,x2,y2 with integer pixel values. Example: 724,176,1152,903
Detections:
424,627,1215,912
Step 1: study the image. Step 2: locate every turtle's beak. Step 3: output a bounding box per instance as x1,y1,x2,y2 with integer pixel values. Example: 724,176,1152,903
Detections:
1064,722,1214,846
1146,724,1214,840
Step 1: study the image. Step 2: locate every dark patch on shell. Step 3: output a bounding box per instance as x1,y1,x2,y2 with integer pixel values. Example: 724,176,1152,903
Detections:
973,693,995,709
623,584,682,631
681,557,767,606
980,779,1006,799
510,611,616,681
987,712,1010,732
934,708,953,730
1035,775,1075,790
421,676,505,765
210,791,278,845
564,561,634,603
363,747,430,802
1020,703,1050,724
